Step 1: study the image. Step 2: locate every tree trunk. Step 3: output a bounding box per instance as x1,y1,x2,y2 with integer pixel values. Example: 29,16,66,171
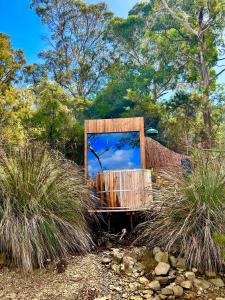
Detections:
198,8,213,148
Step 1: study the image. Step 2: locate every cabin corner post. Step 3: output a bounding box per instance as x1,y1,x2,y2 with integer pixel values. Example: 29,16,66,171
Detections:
139,117,146,169
84,120,88,179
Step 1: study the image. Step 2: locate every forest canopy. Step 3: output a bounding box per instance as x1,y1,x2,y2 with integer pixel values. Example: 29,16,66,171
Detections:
0,0,224,160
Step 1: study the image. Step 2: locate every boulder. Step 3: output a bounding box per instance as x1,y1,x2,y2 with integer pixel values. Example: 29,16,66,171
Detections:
112,248,123,263
111,263,120,273
205,270,217,278
161,286,173,295
172,285,184,297
122,256,136,276
153,247,161,255
193,279,210,290
169,256,177,268
155,262,170,276
155,252,169,263
185,271,195,280
209,278,224,288
101,256,112,264
148,280,161,291
156,276,173,285
180,280,192,289
139,276,149,285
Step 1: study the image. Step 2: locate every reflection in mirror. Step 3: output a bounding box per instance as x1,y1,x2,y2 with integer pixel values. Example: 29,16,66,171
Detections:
87,131,141,179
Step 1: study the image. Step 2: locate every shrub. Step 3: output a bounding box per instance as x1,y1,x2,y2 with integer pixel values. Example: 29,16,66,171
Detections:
0,142,92,272
137,151,225,271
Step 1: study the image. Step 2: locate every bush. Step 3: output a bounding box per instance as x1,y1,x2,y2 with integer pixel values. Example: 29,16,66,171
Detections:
137,151,225,271
0,142,92,272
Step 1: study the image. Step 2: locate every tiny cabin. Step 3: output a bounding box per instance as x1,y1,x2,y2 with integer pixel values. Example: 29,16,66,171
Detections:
85,117,153,212
85,117,187,216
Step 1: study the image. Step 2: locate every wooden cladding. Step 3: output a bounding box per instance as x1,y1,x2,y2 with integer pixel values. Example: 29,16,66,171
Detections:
85,117,145,133
96,169,152,211
84,117,146,176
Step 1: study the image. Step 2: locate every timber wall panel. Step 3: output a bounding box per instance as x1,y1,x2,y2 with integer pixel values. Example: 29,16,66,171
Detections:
84,117,146,177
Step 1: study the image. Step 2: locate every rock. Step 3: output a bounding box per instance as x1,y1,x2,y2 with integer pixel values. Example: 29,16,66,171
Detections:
155,252,169,263
180,280,192,289
122,256,136,276
5,294,17,300
193,279,210,290
122,294,128,298
205,270,217,278
169,256,177,268
153,247,161,255
133,262,145,276
192,267,198,273
111,263,120,273
94,297,111,300
152,296,160,300
209,278,224,287
148,280,160,291
109,285,122,292
176,257,185,269
172,285,184,297
130,247,147,260
101,256,112,264
156,276,174,286
143,290,154,296
216,298,225,300
112,248,123,263
155,262,170,276
129,282,140,291
185,271,195,280
159,295,167,300
0,253,6,265
139,276,149,285
161,286,173,295
130,297,143,300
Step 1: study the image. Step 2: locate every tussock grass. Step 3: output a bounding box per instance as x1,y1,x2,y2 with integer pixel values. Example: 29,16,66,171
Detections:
0,142,92,272
137,151,225,271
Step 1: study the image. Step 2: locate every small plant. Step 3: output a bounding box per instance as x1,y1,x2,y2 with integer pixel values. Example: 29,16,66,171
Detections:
137,151,225,271
0,142,93,272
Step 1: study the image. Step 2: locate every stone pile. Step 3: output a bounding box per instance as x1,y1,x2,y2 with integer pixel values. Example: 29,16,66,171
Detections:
97,246,225,300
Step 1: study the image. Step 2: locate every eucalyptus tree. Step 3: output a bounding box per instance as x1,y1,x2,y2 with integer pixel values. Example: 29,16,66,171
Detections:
0,33,25,94
108,2,181,102
31,0,114,98
148,0,225,148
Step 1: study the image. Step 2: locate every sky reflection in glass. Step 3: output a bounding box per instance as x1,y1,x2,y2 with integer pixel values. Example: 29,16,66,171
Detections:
87,131,141,178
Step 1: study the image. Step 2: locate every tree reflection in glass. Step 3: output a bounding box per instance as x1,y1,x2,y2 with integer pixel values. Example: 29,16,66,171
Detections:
87,131,141,178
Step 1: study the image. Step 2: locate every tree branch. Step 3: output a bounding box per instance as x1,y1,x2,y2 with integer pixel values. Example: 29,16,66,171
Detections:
215,68,225,78
160,0,198,36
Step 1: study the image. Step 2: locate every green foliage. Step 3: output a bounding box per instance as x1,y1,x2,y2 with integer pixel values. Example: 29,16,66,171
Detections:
0,142,92,272
0,32,25,93
146,0,225,147
0,87,34,144
30,0,114,97
29,80,84,163
137,151,225,271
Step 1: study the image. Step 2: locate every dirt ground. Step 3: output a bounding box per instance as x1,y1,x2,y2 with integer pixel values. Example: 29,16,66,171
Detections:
0,252,224,300
0,253,124,300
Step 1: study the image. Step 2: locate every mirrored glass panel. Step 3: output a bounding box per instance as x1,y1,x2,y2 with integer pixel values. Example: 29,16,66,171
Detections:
87,131,141,179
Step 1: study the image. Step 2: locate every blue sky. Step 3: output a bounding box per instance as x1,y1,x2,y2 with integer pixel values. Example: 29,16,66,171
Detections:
88,132,141,178
0,0,139,64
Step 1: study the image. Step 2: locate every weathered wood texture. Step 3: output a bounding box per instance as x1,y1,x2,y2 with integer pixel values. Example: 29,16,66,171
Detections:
84,117,146,177
95,169,152,211
145,137,187,171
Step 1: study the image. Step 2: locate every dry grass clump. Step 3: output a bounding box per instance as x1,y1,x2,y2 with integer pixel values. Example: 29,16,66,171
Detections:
0,142,92,272
137,151,225,271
